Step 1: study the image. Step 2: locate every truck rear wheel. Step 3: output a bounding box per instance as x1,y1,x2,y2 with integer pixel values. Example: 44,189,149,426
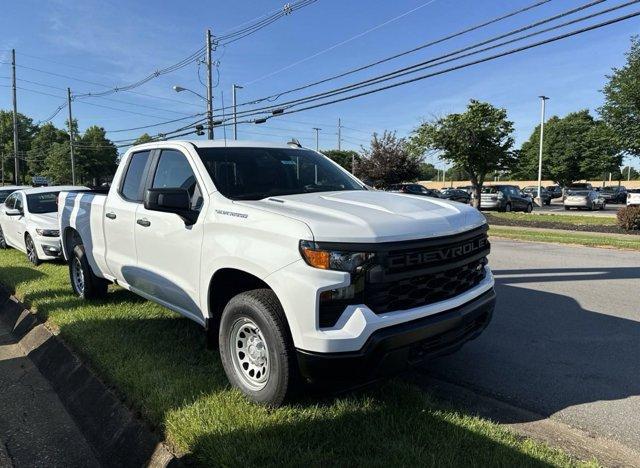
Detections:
219,289,297,407
70,244,109,300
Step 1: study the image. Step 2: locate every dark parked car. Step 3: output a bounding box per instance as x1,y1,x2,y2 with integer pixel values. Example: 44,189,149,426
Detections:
480,184,533,212
440,188,471,204
523,186,551,206
388,183,442,198
545,185,563,199
599,186,627,203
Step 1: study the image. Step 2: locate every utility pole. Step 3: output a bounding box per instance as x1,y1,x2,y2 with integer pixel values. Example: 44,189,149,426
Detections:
11,49,19,185
337,118,342,150
536,96,549,207
67,88,76,185
313,127,321,151
232,84,242,140
1,153,4,186
205,29,214,140
628,166,632,182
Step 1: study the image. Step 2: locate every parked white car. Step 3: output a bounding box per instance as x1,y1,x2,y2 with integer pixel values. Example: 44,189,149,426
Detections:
563,189,606,210
58,141,495,406
627,189,640,207
0,186,87,264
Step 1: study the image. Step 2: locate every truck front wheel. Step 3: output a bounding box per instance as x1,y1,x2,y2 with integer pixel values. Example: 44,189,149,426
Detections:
69,244,109,300
219,289,297,407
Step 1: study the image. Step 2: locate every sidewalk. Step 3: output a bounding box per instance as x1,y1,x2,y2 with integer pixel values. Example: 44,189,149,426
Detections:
0,317,100,467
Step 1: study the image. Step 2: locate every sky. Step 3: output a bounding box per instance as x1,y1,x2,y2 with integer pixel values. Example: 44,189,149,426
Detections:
1,0,639,171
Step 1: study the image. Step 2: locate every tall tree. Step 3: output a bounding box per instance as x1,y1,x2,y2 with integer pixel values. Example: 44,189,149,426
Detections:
321,149,360,172
134,133,154,145
78,126,118,185
43,141,73,184
409,100,514,207
27,123,68,178
356,131,421,187
0,110,37,182
513,110,621,186
600,36,640,160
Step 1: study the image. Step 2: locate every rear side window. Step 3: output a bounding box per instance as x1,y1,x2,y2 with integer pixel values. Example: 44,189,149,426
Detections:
121,150,151,202
152,149,203,211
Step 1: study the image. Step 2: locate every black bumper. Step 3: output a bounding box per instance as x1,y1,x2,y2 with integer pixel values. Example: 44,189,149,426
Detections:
296,288,496,384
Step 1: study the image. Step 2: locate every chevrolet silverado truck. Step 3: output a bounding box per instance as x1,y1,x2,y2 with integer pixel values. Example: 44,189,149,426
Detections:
58,140,495,406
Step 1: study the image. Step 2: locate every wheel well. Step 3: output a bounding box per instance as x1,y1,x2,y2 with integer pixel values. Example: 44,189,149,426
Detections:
206,268,273,346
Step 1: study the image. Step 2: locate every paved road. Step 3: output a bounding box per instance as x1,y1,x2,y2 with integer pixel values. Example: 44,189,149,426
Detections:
0,317,100,467
424,240,640,454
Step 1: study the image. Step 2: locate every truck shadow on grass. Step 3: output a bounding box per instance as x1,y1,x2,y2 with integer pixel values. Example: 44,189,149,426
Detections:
423,266,640,447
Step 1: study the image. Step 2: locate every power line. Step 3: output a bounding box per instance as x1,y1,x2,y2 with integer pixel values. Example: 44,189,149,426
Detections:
229,0,637,121
240,0,553,104
243,0,440,85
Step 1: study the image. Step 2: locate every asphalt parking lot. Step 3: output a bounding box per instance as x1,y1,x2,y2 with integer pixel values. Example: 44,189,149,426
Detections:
424,239,640,453
535,199,621,217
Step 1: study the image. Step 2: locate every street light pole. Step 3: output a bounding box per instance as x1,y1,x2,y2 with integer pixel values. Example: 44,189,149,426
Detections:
536,96,549,206
205,29,214,140
11,49,19,185
313,127,321,151
232,84,243,140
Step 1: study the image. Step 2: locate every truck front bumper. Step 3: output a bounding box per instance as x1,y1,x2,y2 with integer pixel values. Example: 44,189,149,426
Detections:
296,288,495,384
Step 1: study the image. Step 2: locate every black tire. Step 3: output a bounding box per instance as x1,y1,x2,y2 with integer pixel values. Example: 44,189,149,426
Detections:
219,289,298,407
25,234,41,266
564,206,570,210
69,244,109,299
525,203,533,213
545,199,551,206
0,226,7,249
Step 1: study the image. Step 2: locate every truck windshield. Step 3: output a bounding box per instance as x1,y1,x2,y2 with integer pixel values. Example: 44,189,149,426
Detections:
26,192,59,213
196,147,365,200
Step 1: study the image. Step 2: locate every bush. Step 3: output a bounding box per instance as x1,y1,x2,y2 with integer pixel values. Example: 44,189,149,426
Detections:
616,206,640,230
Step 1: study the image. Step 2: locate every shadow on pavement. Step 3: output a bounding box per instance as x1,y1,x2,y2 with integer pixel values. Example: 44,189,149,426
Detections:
422,266,640,440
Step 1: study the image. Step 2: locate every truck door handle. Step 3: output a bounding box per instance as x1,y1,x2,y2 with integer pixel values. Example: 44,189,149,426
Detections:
136,218,151,227
105,212,117,220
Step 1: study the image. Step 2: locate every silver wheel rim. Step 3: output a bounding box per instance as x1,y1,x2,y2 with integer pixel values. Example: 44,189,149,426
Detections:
230,317,270,391
71,257,85,295
26,237,37,263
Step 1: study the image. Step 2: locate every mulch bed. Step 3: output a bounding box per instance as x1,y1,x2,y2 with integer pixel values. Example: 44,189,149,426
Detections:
484,213,640,236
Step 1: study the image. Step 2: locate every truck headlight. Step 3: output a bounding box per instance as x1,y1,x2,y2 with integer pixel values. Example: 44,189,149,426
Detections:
299,240,374,273
36,229,60,237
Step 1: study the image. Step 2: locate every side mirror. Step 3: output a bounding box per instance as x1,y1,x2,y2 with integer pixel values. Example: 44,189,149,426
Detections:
144,188,198,224
5,208,22,217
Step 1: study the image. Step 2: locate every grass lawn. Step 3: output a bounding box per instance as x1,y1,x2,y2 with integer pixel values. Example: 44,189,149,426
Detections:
489,212,617,226
0,249,596,467
490,226,640,250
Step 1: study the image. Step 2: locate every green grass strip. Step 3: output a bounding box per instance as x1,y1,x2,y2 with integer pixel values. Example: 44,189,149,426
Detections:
490,227,640,250
489,212,617,226
0,249,596,467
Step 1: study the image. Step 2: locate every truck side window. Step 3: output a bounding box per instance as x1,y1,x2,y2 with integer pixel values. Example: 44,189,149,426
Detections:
121,150,151,202
152,149,203,211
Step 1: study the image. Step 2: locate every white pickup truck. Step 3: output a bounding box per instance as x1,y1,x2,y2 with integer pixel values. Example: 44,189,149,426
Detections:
59,140,495,406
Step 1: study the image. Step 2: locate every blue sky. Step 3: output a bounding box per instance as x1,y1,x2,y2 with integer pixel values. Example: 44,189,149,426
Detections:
1,0,639,170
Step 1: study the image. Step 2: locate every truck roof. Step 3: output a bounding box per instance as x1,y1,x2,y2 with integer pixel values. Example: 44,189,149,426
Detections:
20,185,88,195
135,139,305,150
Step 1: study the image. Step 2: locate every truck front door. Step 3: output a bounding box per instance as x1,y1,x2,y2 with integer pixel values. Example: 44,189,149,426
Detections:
133,148,205,324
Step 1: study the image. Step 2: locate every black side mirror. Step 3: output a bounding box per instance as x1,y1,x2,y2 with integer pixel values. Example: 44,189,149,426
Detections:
144,188,198,225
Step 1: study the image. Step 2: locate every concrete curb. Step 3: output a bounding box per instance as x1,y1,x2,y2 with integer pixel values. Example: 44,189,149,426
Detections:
0,286,180,468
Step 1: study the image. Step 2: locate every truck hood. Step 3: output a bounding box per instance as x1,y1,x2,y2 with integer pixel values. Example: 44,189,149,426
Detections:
28,212,59,230
236,190,486,243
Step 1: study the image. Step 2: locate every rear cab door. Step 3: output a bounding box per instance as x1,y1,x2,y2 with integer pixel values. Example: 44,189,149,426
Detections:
102,148,154,285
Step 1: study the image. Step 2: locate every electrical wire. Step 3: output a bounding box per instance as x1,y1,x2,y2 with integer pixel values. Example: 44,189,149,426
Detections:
228,0,639,121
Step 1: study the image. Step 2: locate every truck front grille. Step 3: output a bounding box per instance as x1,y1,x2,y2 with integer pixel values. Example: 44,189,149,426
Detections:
364,257,487,314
